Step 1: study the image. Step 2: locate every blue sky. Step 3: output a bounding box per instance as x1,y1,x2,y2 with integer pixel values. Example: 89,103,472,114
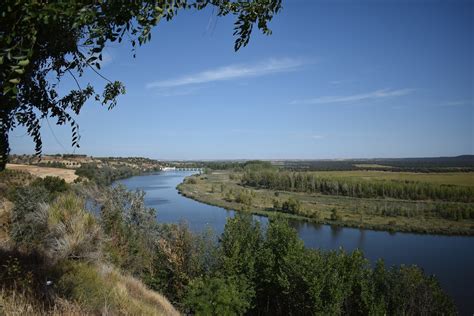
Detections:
11,0,473,159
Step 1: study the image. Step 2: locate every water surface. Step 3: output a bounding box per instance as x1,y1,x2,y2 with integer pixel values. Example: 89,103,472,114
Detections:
118,171,474,315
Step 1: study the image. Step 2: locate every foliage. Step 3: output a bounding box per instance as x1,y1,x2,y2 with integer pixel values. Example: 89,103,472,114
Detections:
281,196,301,213
75,162,141,186
4,180,458,314
0,0,283,170
0,169,34,198
272,196,301,214
9,185,49,248
57,261,112,312
243,160,276,171
209,215,456,315
150,222,217,306
98,184,158,276
31,176,69,198
242,169,474,202
330,208,342,221
236,189,253,206
372,260,456,315
44,193,101,262
9,187,100,262
184,276,252,315
186,176,198,184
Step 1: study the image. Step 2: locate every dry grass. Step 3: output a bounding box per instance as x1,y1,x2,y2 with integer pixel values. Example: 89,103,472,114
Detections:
0,289,86,315
0,262,179,316
45,194,101,262
108,268,179,316
0,199,13,246
67,263,180,315
0,193,179,316
6,164,78,183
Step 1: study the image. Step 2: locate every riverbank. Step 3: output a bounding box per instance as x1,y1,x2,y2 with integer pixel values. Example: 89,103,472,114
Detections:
177,171,474,236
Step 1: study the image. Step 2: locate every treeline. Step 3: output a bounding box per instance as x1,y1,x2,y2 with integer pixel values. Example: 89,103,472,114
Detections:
242,170,474,203
171,160,274,171
85,197,459,315
75,163,141,186
37,161,70,168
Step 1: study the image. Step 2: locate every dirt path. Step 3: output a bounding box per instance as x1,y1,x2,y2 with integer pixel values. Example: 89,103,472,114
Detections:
6,164,78,183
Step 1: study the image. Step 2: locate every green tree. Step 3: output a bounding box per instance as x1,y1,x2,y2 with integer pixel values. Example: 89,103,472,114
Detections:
219,215,262,284
184,276,252,315
0,0,282,170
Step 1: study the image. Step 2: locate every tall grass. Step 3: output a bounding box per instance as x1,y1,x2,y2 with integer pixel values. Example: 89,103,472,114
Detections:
45,193,101,262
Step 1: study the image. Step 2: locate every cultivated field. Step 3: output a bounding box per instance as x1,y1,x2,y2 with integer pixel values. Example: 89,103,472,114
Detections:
6,164,78,183
312,170,474,187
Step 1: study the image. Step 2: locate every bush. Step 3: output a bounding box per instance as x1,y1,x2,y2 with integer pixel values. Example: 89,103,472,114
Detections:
186,177,197,184
57,262,112,312
9,186,49,248
236,190,252,206
99,185,157,275
45,194,101,262
273,199,281,210
31,176,69,196
330,208,342,221
309,210,321,220
281,197,301,214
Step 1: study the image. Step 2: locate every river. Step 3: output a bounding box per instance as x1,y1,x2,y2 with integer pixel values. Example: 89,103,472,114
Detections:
117,171,474,315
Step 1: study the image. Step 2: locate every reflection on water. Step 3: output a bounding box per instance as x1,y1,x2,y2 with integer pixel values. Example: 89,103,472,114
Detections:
330,225,343,239
117,171,474,315
357,229,365,249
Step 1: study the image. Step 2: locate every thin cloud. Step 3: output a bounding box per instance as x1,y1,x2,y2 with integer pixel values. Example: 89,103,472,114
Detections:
146,58,307,88
291,88,414,105
437,100,473,107
154,86,201,97
311,135,324,140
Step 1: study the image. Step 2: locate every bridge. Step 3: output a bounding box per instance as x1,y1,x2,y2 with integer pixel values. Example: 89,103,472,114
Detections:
161,167,203,172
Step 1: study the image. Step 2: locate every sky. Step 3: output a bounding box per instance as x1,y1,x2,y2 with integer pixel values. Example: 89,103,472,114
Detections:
11,0,474,160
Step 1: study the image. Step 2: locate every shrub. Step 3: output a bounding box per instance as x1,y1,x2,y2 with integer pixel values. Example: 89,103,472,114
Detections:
282,197,301,214
310,210,321,220
236,190,252,206
57,262,112,312
330,208,342,221
273,199,281,210
31,176,69,196
98,185,157,275
186,177,197,184
9,186,49,248
44,194,101,262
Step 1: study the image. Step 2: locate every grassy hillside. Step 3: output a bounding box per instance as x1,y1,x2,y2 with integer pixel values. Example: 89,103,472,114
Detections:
0,171,178,315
